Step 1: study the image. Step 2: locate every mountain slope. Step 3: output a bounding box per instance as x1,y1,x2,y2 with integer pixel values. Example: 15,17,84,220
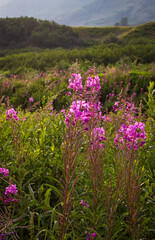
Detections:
0,0,154,26
55,0,155,26
0,0,91,19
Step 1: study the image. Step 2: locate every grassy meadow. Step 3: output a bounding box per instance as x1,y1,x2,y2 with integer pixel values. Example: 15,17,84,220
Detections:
0,19,155,240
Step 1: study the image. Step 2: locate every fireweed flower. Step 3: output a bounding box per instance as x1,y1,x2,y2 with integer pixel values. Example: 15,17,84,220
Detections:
0,168,9,178
114,101,119,106
4,184,18,203
103,115,111,122
115,122,146,150
66,72,103,123
80,200,89,208
92,232,97,238
85,75,101,92
122,113,134,124
65,100,91,125
5,184,18,196
92,127,106,148
86,237,91,240
68,73,83,92
60,109,66,114
86,229,97,239
29,97,34,102
125,102,136,112
112,101,136,113
0,233,8,240
6,108,18,121
65,100,103,126
65,91,71,95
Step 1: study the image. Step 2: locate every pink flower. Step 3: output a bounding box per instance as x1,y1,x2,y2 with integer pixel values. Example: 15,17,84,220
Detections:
29,97,34,102
103,115,111,122
5,184,18,196
6,108,18,121
92,127,106,148
115,122,146,150
114,101,119,106
0,168,9,178
85,76,101,92
86,237,91,240
66,99,103,126
66,91,72,95
80,200,89,208
92,232,97,238
68,73,83,92
86,230,97,239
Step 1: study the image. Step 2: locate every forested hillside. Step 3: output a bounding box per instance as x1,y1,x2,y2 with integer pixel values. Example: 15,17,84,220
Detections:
0,17,82,49
0,17,154,51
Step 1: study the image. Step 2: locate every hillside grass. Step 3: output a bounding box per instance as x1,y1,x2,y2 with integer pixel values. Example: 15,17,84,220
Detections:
72,26,132,41
119,22,155,44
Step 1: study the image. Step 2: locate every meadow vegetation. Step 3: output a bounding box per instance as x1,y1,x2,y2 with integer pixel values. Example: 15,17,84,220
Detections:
0,18,155,240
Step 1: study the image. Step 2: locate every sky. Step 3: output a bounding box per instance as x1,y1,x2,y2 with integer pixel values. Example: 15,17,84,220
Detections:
0,0,11,6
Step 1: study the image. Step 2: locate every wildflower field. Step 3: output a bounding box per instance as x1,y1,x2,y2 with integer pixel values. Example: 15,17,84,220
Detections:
0,61,155,240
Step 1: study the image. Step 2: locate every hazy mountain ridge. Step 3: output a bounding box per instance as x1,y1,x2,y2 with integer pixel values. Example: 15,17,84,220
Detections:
56,0,155,26
0,0,154,26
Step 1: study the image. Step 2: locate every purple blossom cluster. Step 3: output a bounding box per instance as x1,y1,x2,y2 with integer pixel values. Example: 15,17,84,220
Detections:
0,232,17,240
68,73,83,92
65,100,103,127
115,122,146,150
0,80,14,95
5,184,18,196
0,167,18,203
66,73,106,150
86,229,97,240
103,115,111,122
0,168,9,178
122,113,134,124
112,101,136,113
80,200,89,208
66,74,104,126
4,184,18,203
0,233,7,240
6,108,18,121
29,97,34,102
85,76,101,92
92,127,106,148
65,100,91,125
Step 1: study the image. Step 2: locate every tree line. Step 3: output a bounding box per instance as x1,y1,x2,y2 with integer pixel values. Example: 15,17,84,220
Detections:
0,17,84,49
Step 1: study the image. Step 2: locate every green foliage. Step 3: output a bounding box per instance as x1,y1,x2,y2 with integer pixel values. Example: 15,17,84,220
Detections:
145,81,155,119
0,17,154,52
0,43,155,75
72,26,132,41
0,61,154,239
0,17,82,50
120,22,155,44
0,63,154,112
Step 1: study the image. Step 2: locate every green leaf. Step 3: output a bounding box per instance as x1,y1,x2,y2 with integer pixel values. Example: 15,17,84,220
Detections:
44,188,52,208
28,183,36,201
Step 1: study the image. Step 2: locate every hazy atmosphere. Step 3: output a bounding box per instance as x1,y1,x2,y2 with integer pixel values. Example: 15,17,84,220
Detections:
0,0,155,26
